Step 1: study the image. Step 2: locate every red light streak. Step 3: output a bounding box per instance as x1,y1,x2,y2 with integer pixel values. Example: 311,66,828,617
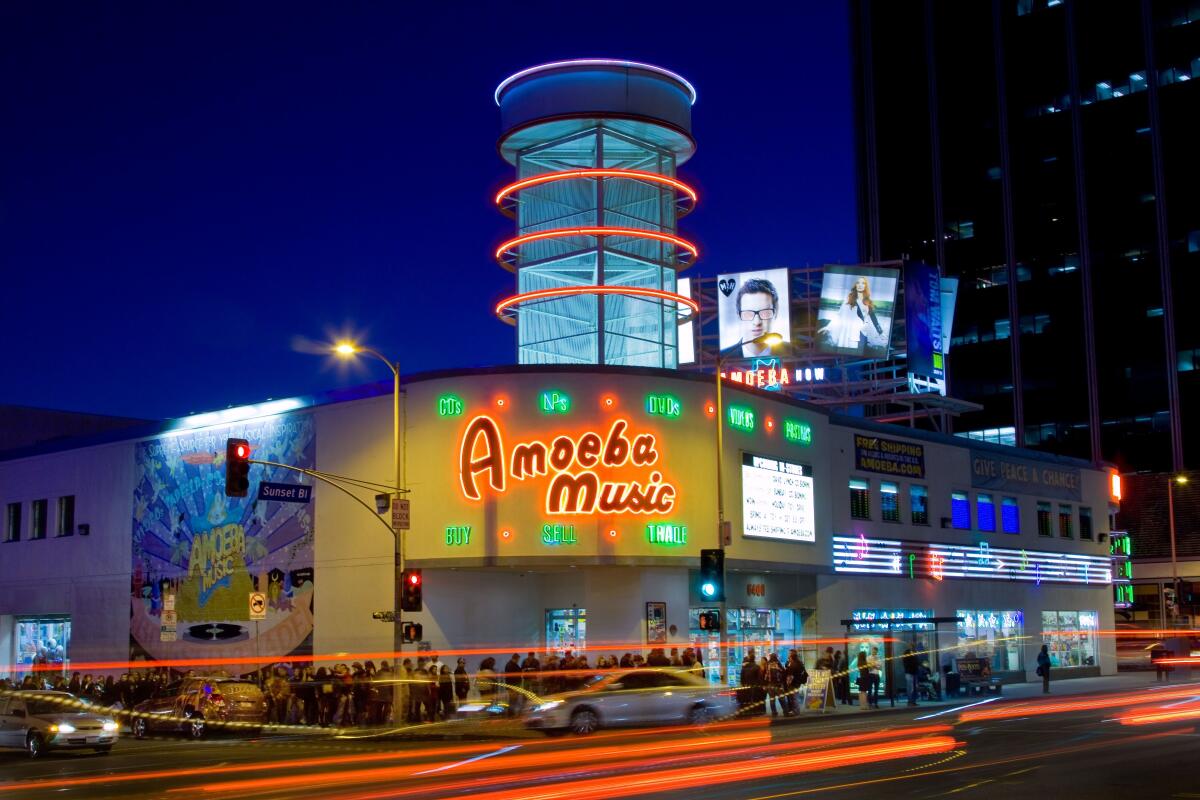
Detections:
495,169,697,210
494,227,699,267
959,685,1200,722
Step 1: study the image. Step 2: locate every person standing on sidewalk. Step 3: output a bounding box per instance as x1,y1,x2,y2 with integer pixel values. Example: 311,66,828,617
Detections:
832,650,849,704
902,646,920,706
867,647,882,708
1037,644,1051,693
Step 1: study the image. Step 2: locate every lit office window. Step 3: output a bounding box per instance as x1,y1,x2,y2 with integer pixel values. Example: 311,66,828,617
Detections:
977,494,996,532
850,479,871,520
951,492,971,530
1037,502,1053,536
911,485,929,525
881,482,900,523
1002,497,1020,534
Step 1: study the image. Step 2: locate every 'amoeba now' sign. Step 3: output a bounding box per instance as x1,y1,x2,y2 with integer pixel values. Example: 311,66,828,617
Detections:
854,435,925,479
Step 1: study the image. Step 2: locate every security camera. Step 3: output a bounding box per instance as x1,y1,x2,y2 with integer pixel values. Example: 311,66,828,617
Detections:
375,493,390,514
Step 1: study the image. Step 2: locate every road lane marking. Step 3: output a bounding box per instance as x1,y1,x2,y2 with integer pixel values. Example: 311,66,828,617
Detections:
413,745,522,776
914,697,1001,720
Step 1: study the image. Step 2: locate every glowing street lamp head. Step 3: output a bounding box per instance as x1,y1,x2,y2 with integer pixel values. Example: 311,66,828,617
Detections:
1176,475,1190,485
334,342,359,356
759,333,784,347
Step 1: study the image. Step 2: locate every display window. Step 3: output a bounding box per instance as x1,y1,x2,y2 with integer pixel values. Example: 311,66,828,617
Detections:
1041,610,1099,668
545,608,586,656
690,607,801,687
957,609,1024,672
16,616,71,671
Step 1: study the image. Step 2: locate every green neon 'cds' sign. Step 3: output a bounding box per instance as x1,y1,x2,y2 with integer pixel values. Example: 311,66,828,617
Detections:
784,419,813,445
437,394,464,417
727,404,755,432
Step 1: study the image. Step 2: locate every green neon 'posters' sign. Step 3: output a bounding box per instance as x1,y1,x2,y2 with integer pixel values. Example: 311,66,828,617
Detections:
784,419,813,445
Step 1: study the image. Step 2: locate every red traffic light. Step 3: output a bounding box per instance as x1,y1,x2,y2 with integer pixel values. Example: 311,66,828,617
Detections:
236,443,249,459
408,573,421,586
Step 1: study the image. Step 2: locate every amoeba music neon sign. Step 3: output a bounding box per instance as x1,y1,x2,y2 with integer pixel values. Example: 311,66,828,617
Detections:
832,535,1112,586
458,416,677,516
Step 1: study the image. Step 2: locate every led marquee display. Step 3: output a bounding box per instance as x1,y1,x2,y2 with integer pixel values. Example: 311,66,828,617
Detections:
742,453,815,543
832,535,1112,586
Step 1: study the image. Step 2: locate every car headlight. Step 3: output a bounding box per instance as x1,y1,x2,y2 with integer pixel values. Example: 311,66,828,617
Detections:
52,723,77,734
533,700,564,713
103,721,119,732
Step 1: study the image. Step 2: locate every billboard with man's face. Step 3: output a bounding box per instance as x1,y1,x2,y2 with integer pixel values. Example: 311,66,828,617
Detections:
815,265,900,359
716,268,791,360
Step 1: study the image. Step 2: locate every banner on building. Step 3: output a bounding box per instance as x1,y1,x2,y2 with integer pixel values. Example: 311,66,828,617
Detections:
717,268,792,361
131,415,315,670
816,264,899,359
969,450,1082,501
854,434,926,479
904,260,944,382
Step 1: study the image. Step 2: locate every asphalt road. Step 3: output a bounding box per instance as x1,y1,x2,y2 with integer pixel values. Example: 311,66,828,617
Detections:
3,682,1199,799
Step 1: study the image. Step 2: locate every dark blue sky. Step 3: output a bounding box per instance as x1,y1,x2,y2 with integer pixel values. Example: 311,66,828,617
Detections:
2,2,855,420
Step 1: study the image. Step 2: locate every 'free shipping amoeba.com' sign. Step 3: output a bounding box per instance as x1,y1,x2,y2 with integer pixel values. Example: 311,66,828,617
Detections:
854,435,925,479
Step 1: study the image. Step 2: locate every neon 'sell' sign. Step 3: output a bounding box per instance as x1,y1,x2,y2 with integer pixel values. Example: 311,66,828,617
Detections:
458,416,677,515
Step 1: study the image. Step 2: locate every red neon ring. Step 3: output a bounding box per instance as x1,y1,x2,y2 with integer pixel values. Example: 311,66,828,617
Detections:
494,285,699,323
494,169,697,214
494,227,698,269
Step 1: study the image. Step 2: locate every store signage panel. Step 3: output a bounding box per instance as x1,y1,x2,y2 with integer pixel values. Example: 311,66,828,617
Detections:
832,535,1112,586
854,435,925,479
970,450,1081,501
850,608,933,631
741,453,815,543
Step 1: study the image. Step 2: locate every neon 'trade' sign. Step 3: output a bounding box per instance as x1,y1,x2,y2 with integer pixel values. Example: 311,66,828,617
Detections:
458,416,678,515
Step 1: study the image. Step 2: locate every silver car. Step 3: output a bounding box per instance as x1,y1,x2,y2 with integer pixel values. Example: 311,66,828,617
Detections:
524,668,737,735
0,690,120,757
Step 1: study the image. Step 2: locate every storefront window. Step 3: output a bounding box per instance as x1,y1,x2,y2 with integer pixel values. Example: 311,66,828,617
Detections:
957,609,1024,672
545,608,585,656
16,616,70,671
714,607,801,687
849,608,934,692
1041,610,1099,668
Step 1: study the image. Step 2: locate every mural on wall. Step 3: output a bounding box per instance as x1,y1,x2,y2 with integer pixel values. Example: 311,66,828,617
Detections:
130,415,315,667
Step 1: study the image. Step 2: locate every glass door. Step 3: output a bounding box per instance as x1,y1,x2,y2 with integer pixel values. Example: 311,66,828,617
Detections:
546,608,586,656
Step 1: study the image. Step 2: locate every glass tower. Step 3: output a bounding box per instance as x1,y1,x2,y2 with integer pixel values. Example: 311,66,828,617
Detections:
494,60,699,367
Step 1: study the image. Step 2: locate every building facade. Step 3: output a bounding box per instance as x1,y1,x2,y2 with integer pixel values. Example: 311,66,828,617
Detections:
1,366,1119,688
851,0,1198,474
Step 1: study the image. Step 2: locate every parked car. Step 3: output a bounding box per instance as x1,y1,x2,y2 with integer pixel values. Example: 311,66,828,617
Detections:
131,676,266,739
524,668,737,735
0,690,120,757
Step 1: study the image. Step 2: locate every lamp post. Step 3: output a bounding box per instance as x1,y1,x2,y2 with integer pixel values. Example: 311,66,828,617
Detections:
1167,473,1188,621
334,342,406,716
712,332,783,684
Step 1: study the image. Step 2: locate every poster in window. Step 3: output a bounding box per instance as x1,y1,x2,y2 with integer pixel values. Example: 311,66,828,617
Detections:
646,602,667,645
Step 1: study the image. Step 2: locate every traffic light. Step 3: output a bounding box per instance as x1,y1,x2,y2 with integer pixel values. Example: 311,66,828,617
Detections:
1180,581,1196,608
401,569,423,612
225,438,251,497
697,610,721,632
402,622,423,643
699,548,725,602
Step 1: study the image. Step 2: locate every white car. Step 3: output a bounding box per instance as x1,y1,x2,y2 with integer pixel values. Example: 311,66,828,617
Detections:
0,690,120,757
524,668,737,735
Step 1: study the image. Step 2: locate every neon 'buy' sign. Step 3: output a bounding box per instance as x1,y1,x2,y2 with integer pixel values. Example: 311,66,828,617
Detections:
458,416,677,515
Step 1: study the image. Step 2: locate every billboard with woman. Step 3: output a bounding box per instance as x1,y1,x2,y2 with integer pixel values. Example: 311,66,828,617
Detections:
815,265,900,359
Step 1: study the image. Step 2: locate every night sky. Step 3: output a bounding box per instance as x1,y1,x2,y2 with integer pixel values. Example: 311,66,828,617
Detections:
2,2,854,420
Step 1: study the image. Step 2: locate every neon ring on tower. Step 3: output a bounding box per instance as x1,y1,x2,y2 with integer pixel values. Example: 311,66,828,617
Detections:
494,169,697,219
494,227,698,271
494,286,699,326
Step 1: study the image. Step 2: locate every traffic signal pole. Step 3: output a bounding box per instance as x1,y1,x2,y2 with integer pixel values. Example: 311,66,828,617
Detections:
391,360,406,726
714,357,728,685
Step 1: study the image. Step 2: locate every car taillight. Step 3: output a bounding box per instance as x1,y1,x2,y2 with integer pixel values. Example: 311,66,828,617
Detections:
717,690,737,697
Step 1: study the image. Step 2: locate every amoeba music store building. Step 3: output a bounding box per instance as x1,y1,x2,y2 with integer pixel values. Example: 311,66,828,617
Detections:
0,366,1120,689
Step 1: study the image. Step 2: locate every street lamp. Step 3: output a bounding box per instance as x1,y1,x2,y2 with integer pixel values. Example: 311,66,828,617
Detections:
712,331,783,684
1167,473,1188,621
333,340,406,716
